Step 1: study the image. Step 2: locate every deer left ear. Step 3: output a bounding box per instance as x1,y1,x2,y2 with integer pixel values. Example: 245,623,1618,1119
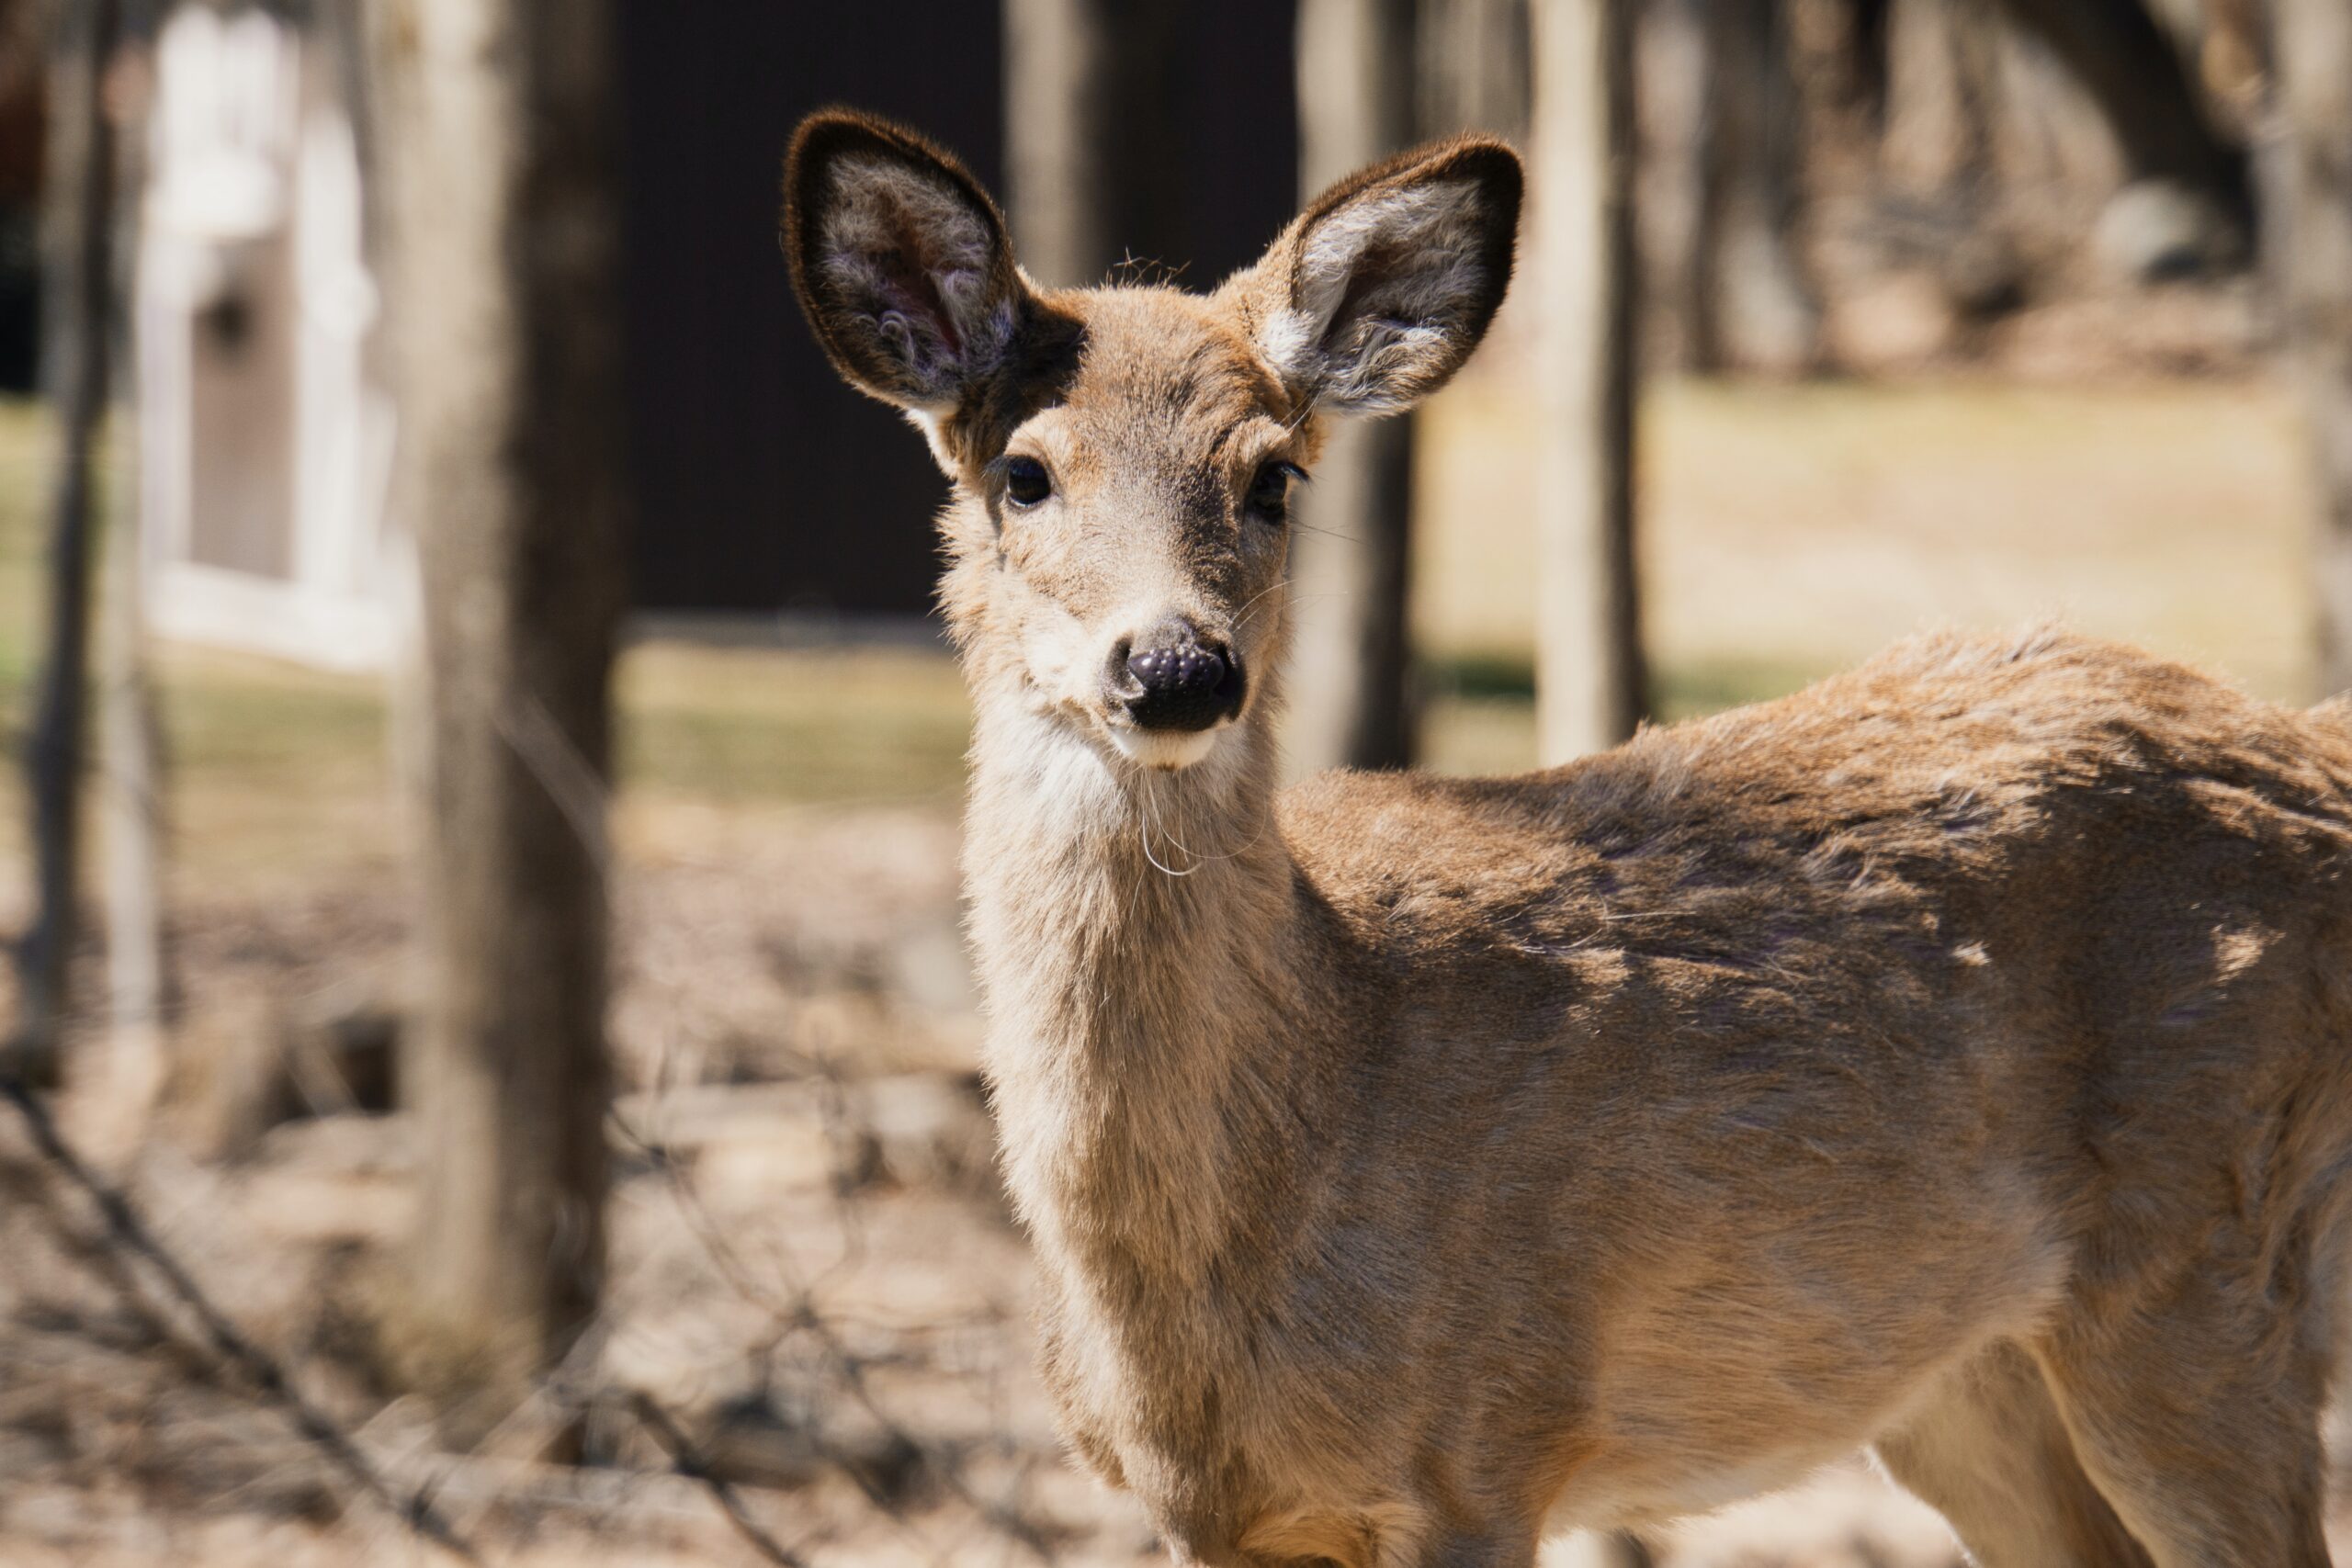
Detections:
1228,136,1521,418
783,109,1029,416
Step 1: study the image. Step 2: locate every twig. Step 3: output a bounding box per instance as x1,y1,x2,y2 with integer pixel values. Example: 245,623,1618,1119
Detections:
628,1389,811,1568
0,1072,483,1563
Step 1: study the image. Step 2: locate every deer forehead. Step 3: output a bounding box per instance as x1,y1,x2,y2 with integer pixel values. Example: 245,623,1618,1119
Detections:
1016,288,1302,482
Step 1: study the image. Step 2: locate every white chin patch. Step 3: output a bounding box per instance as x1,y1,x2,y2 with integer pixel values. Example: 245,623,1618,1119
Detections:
1108,727,1221,772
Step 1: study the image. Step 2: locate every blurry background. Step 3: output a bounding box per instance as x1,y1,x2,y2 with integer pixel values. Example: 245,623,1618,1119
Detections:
0,0,2343,1564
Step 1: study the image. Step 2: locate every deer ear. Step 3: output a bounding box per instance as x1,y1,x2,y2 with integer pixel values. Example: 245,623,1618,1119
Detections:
783,110,1028,414
1232,137,1521,417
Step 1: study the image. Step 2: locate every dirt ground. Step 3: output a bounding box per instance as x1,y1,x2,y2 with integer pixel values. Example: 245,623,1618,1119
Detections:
0,364,2342,1564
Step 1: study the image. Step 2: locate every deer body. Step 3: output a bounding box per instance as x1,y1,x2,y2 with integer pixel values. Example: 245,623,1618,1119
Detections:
786,111,2352,1567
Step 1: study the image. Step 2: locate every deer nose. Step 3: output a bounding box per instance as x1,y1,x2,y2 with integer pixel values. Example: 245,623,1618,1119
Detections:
1112,619,1244,733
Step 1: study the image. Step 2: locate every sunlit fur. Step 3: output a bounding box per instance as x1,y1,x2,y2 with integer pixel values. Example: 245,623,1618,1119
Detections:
788,109,2352,1568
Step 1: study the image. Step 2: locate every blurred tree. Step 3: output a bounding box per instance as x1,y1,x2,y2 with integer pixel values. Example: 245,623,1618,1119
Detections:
91,14,165,1152
1002,0,1182,288
367,0,625,1437
2281,0,2352,694
1288,0,1419,773
1842,0,1893,130
1686,0,1821,374
1419,0,1530,141
0,0,44,392
14,0,121,1077
1881,0,1999,199
1531,0,1644,766
1991,0,2254,272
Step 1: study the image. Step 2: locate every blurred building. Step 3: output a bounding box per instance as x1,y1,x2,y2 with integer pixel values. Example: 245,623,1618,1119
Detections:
126,0,1296,669
138,3,389,667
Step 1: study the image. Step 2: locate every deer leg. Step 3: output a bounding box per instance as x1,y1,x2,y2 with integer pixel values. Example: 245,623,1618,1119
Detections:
1873,1339,2152,1566
2033,1270,2333,1568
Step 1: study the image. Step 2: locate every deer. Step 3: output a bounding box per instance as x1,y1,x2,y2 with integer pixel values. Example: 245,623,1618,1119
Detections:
782,107,2352,1568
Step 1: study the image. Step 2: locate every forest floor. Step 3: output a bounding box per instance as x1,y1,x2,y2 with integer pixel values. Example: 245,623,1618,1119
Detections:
0,372,2342,1565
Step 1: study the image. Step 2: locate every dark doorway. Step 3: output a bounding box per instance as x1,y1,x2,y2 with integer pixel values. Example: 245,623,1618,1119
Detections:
616,0,1296,619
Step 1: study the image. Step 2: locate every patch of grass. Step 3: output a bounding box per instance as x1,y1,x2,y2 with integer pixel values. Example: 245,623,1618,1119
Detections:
1416,372,2312,701
0,400,46,886
1427,652,1534,701
618,641,969,810
0,400,43,735
1652,653,1830,721
1416,653,1831,779
1424,649,1821,718
130,640,973,892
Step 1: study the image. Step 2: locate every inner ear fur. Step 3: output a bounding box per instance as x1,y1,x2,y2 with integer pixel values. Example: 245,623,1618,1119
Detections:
1230,135,1522,417
782,109,1029,412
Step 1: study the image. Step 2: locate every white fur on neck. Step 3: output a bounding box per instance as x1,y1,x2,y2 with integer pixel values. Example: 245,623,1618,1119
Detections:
961,690,1291,1277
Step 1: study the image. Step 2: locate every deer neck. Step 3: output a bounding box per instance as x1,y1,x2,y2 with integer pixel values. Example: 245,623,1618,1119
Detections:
961,688,1309,1285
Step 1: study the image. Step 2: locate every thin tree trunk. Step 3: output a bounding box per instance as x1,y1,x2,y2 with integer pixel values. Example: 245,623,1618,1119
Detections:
89,399,165,1145
1532,0,1644,766
2281,0,2352,694
1846,0,1894,130
1882,0,1999,198
14,0,119,1073
368,0,626,1436
1686,0,1818,375
1287,0,1419,775
90,92,165,1151
1988,0,2252,231
1418,0,1531,143
1001,0,1182,289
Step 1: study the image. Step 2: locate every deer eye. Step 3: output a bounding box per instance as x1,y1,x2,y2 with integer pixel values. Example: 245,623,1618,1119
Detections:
1247,460,1303,522
1005,456,1052,508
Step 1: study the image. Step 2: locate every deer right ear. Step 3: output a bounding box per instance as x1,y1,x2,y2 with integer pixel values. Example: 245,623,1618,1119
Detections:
1228,136,1521,418
783,110,1028,417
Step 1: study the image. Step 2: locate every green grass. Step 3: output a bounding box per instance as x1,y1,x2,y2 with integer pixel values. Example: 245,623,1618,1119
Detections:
1417,372,2312,702
0,401,47,888
618,640,968,808
0,402,41,739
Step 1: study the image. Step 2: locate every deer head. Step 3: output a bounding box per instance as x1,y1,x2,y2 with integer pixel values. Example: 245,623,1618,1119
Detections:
784,109,1521,777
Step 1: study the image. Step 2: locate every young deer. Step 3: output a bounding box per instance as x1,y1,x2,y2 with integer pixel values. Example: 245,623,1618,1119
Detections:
784,108,2352,1568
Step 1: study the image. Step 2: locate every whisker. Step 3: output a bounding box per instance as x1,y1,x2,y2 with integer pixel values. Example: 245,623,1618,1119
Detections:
1137,778,1203,878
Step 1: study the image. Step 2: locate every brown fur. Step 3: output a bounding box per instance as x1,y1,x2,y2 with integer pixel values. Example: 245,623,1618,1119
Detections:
785,109,2352,1567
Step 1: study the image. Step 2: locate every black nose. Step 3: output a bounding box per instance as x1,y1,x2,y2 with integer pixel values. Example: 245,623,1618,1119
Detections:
1112,620,1244,732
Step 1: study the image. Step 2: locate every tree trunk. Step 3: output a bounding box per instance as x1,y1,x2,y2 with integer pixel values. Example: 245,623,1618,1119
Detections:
1882,0,2000,198
2281,0,2352,695
89,87,166,1154
1845,0,1894,130
1287,0,1420,775
1531,0,1644,766
367,0,626,1435
1418,0,1531,142
1001,0,1182,289
1686,0,1819,375
14,0,119,1074
1988,0,2252,231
